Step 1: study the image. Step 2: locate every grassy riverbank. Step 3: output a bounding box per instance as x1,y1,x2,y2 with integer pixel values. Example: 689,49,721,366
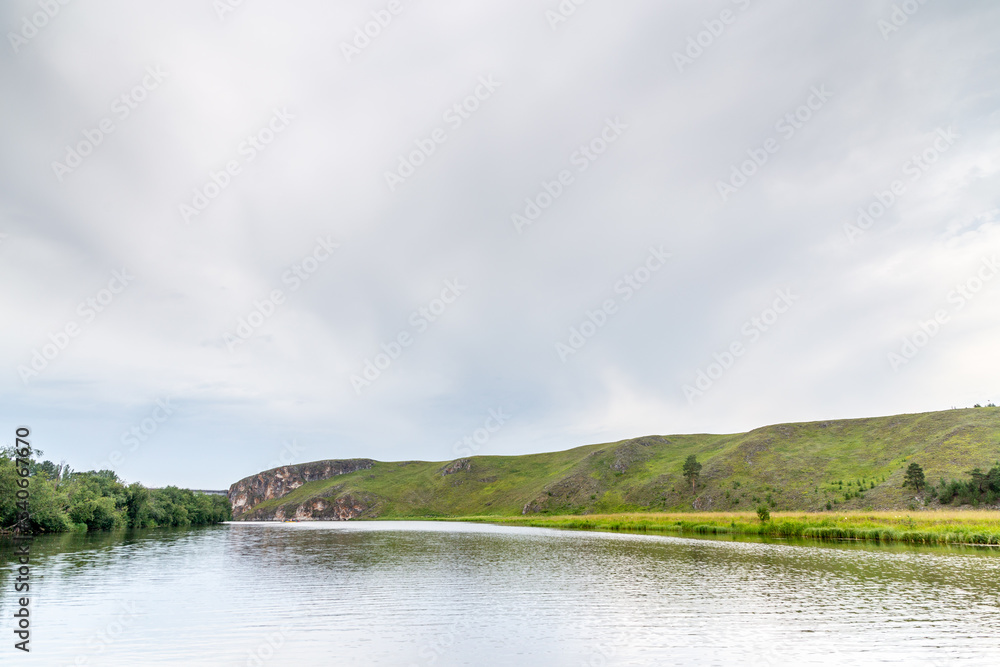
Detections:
449,510,1000,547
235,408,1000,520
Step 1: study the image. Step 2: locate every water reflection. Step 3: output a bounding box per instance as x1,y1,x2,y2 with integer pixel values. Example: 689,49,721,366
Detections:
2,522,998,666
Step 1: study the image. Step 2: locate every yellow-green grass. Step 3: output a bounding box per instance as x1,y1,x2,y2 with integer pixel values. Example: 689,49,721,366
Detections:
446,510,1000,546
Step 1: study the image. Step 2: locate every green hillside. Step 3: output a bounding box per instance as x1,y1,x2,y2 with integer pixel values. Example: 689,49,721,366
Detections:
241,407,1000,519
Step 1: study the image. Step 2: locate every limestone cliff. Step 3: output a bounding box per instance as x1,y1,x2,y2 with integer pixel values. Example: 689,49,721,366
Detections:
228,459,374,520
236,487,379,521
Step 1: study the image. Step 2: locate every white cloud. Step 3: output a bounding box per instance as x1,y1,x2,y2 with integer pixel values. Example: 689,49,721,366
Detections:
1,0,999,487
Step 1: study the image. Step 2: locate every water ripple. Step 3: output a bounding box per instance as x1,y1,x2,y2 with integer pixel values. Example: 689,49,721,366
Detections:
1,522,998,665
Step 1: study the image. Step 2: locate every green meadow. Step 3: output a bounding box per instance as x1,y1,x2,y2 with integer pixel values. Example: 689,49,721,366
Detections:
244,407,1000,527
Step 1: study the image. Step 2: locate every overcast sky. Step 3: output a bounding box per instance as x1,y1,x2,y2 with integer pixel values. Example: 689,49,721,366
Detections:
2,1,998,488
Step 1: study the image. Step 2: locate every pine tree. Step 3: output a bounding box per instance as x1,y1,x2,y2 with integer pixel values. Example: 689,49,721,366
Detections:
902,463,925,492
682,455,702,491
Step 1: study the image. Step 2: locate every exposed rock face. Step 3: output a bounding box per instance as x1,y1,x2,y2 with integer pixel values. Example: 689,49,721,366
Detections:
522,472,602,514
228,459,374,519
610,438,658,472
238,489,377,521
440,458,472,475
736,436,772,467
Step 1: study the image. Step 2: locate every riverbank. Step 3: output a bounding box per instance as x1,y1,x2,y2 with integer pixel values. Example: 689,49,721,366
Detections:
447,510,1000,547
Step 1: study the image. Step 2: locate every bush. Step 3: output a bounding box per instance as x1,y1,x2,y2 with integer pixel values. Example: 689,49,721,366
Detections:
756,505,770,522
938,465,1000,506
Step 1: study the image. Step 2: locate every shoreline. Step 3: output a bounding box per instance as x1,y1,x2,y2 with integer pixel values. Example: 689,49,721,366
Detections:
12,512,1000,550
434,510,1000,547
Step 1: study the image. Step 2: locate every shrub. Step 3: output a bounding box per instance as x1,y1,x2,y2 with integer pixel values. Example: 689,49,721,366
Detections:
756,505,770,522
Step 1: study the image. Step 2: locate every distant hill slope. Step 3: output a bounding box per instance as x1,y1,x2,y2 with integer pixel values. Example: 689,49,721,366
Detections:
228,408,1000,520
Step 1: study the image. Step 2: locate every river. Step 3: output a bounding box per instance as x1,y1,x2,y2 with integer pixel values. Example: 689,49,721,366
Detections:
2,521,999,665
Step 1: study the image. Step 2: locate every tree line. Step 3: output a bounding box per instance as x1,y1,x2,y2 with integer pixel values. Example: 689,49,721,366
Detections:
1,447,230,534
904,462,1000,506
681,455,1000,511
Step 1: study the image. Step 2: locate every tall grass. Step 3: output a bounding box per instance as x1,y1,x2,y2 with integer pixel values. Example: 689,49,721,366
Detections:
454,511,1000,547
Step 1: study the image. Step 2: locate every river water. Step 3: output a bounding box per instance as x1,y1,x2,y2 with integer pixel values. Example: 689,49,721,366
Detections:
1,521,999,665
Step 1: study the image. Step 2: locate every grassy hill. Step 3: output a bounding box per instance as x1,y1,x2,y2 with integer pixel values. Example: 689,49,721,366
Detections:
239,407,1000,519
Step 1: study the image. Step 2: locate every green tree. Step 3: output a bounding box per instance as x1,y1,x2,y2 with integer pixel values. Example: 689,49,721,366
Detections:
25,474,72,533
987,466,1000,493
33,460,60,479
2,448,229,534
124,482,150,528
902,463,925,492
0,454,19,529
682,455,702,491
969,468,989,494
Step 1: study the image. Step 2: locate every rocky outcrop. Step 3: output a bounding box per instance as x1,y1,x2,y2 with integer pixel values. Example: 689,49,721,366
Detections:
440,458,472,475
238,489,378,521
522,472,603,514
610,438,659,472
228,459,374,519
736,436,772,467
